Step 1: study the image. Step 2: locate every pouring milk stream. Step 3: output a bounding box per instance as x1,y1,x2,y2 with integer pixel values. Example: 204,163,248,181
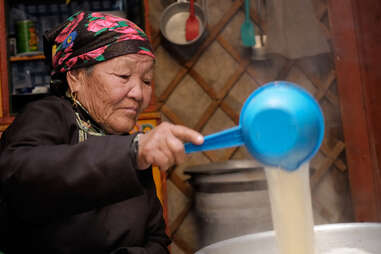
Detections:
185,81,325,254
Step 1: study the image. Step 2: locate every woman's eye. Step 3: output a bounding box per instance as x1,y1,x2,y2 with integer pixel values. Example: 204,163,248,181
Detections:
118,75,130,80
144,80,152,86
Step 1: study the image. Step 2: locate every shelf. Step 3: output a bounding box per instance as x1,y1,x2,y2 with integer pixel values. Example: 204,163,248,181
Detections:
10,55,45,62
8,0,67,4
12,92,49,96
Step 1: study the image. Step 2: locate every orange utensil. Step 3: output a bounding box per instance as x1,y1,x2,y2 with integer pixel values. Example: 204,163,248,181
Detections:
185,0,199,41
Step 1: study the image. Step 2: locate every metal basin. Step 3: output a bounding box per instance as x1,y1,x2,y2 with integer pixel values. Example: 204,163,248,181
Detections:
195,223,381,254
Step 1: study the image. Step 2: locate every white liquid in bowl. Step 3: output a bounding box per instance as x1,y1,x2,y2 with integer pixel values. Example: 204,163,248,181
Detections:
164,12,202,44
323,248,374,254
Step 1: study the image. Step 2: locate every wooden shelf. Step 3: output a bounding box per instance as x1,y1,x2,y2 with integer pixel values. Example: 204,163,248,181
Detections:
12,92,49,96
10,54,45,62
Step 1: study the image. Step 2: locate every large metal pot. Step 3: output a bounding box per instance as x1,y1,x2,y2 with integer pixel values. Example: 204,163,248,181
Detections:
196,223,381,254
185,160,271,247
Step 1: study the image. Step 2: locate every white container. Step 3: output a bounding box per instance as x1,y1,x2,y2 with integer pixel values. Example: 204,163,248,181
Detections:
195,223,381,254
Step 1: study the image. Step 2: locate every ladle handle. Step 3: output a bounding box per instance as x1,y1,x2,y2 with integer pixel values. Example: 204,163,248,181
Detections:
185,126,244,153
190,0,195,18
244,0,250,22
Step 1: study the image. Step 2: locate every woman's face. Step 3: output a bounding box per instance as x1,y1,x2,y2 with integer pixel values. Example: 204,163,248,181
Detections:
73,54,154,134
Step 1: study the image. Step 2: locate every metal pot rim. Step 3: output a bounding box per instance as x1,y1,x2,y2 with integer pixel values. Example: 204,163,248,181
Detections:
196,223,381,254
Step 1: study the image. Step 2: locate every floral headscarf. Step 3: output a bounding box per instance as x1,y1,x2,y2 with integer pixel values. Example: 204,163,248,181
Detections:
43,11,155,81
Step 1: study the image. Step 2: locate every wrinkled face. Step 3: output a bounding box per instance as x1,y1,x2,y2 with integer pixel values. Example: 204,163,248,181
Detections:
69,54,154,134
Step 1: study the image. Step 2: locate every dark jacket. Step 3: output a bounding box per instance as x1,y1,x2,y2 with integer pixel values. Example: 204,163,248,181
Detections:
0,96,170,254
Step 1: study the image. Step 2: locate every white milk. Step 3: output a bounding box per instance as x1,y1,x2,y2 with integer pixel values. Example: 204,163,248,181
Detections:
165,12,188,44
164,12,201,44
323,248,374,254
265,163,316,254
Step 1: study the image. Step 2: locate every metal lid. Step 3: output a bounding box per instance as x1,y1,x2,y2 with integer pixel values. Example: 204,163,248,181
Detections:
184,160,263,175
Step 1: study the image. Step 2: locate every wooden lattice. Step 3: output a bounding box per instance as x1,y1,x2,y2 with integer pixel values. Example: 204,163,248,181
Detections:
148,0,348,253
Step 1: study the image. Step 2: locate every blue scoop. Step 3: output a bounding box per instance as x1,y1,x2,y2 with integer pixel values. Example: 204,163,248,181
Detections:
184,81,325,171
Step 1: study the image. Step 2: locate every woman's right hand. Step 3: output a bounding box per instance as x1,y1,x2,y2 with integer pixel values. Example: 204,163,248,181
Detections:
135,122,204,171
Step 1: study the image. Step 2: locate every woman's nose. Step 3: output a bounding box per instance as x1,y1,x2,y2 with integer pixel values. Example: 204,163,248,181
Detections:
128,78,144,101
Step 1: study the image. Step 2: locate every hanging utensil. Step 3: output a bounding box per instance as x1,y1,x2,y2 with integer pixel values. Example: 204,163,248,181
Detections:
252,0,267,60
185,0,200,41
241,0,256,47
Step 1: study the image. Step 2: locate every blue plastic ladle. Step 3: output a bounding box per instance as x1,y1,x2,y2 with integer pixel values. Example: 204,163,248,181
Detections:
184,81,324,171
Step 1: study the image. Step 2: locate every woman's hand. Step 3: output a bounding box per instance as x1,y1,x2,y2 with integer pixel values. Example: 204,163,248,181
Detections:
136,122,204,171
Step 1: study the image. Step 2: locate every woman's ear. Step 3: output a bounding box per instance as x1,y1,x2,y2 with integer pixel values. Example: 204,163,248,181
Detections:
66,70,83,93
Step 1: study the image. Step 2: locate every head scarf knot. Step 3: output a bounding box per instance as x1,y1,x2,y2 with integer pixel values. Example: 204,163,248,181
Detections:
44,11,155,80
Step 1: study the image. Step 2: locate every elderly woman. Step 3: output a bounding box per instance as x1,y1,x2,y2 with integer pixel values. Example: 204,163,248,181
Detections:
0,11,203,254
